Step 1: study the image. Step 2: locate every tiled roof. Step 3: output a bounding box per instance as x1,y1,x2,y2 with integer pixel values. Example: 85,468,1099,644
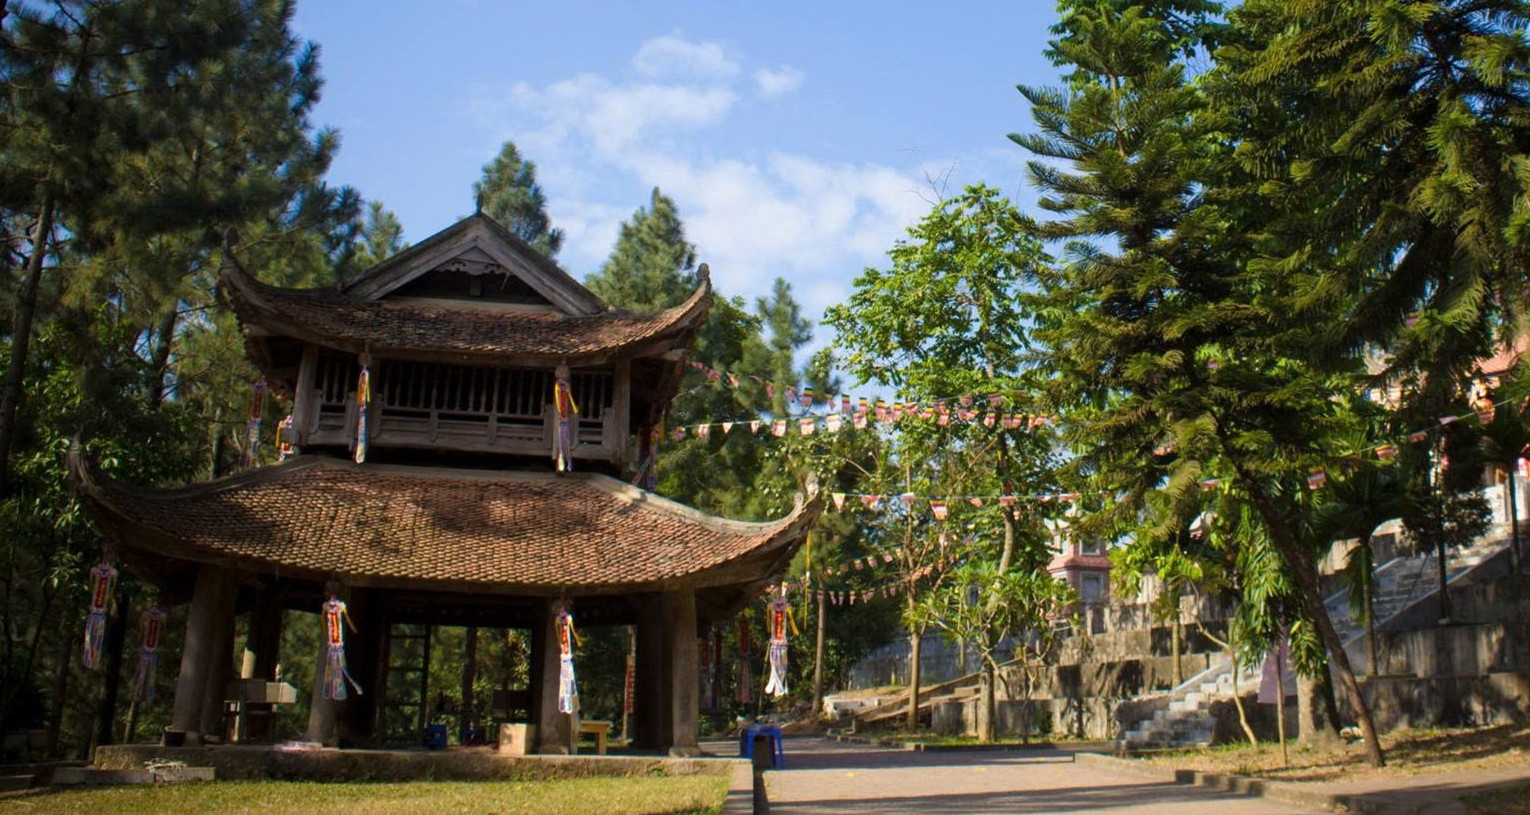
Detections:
74,455,817,592
222,261,711,359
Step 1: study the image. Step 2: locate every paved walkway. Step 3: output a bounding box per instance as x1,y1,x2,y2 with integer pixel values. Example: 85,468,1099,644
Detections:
743,738,1320,814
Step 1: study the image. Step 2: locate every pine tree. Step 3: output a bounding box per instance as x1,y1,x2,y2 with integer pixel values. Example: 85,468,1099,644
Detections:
354,200,409,269
1013,0,1390,764
585,188,697,311
1218,0,1530,400
473,140,562,258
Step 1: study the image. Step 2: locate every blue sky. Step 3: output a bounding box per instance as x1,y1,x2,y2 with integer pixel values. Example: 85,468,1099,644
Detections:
291,1,1064,332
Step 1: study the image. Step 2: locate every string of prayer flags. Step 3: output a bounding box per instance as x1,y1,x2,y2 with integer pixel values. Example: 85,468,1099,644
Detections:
130,604,166,702
1307,470,1327,490
930,499,949,521
81,559,117,670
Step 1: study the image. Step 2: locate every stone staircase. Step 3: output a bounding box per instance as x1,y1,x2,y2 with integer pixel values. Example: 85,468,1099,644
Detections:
1117,532,1513,749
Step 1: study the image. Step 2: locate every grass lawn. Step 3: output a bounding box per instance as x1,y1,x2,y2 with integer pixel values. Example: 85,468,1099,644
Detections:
0,776,731,815
1139,724,1530,783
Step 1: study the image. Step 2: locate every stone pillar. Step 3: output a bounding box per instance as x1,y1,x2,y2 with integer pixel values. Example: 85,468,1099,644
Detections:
661,589,700,757
168,564,237,745
533,597,574,754
632,594,666,749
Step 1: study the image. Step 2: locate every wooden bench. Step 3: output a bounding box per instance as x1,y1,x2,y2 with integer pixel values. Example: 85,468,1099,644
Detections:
578,720,613,755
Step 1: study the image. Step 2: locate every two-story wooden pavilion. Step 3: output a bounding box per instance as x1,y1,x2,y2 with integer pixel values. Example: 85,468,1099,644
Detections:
72,213,820,756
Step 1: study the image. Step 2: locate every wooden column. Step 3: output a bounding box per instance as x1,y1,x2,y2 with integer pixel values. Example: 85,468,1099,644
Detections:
661,589,700,757
169,564,237,745
461,627,478,735
305,584,348,746
239,587,284,742
337,588,384,746
632,594,666,749
532,598,574,754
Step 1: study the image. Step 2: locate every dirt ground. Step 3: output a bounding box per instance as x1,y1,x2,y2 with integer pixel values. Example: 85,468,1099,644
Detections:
1141,723,1530,782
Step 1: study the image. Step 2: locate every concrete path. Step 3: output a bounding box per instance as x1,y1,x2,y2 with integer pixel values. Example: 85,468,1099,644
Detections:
748,738,1319,814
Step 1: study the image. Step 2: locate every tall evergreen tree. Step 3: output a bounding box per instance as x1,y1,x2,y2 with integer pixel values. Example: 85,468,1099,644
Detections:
1218,0,1530,401
473,140,562,259
585,188,697,311
353,200,408,270
1013,0,1389,763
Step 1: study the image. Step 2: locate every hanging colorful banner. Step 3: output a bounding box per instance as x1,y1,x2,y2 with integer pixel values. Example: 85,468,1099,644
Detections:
244,379,266,467
763,585,797,698
130,604,166,702
553,364,579,473
698,637,715,710
322,595,362,700
354,356,371,464
557,602,580,714
81,559,118,670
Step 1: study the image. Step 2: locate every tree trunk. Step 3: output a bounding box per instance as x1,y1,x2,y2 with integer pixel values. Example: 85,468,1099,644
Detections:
1275,644,1289,767
1362,532,1379,675
46,612,73,758
811,589,826,718
1230,659,1258,748
905,629,922,731
0,188,57,494
1437,538,1451,623
88,585,131,757
145,306,178,406
1171,613,1183,686
1231,459,1385,766
998,505,1017,575
1509,471,1520,572
977,659,995,743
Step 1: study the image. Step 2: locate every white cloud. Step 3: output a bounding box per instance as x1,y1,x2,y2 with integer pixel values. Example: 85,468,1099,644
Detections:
502,75,737,158
754,66,804,98
465,37,929,331
632,34,739,80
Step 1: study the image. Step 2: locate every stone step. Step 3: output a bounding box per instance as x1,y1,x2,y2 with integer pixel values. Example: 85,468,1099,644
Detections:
52,766,215,786
0,774,36,792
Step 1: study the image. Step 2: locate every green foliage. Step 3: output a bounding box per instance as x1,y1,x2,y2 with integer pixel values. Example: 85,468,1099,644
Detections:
473,141,563,259
585,188,698,312
353,201,409,270
1217,0,1530,403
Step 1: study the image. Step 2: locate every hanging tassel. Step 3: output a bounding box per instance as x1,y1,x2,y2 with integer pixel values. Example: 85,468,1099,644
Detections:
81,560,118,670
556,602,580,714
130,605,166,702
763,585,796,698
322,596,362,700
354,356,371,464
244,379,266,467
276,414,295,461
553,364,579,473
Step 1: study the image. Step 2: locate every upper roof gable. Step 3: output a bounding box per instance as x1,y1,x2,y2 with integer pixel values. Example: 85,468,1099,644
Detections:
341,213,608,316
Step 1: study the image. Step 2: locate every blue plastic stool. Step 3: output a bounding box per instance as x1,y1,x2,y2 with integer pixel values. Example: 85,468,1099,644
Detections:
739,723,785,768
